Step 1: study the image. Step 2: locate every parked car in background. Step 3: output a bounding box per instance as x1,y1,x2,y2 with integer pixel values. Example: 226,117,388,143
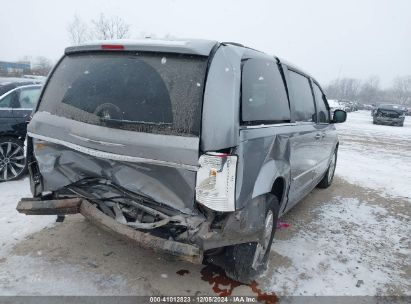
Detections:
327,99,345,115
363,104,374,111
338,100,358,112
0,84,42,181
351,101,360,111
372,104,406,127
0,80,42,96
16,39,346,283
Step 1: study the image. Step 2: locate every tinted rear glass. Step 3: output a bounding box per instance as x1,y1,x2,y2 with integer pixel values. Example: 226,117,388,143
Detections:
288,70,316,122
38,52,208,136
241,59,290,123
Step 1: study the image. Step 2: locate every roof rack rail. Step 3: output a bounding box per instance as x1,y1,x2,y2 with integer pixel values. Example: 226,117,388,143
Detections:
221,42,244,47
222,42,266,55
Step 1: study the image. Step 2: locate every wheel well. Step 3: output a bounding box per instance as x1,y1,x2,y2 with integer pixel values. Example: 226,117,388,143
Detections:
271,177,285,205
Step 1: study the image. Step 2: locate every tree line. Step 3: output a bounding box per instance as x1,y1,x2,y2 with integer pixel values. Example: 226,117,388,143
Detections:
5,12,411,103
67,14,131,44
324,76,411,106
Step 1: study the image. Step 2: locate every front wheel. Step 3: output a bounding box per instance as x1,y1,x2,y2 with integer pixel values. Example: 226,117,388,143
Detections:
223,195,279,283
0,137,27,182
317,149,337,189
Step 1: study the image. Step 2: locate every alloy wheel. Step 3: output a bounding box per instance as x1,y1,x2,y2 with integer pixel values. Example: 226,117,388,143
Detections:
0,141,26,181
252,209,274,269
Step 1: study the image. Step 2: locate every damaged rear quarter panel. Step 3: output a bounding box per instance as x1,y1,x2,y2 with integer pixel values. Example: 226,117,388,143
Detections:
235,126,292,212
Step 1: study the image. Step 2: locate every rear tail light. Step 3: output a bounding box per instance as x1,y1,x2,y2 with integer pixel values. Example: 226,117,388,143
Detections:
195,152,237,212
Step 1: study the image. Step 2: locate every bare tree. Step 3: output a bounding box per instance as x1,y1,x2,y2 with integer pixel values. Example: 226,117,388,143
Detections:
391,76,411,105
91,14,130,40
31,56,53,76
67,15,90,45
358,76,381,104
324,78,361,101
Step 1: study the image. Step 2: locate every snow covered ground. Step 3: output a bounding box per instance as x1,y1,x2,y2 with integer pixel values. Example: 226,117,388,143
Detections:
0,179,134,295
336,110,411,200
0,110,410,297
0,179,55,254
265,195,410,295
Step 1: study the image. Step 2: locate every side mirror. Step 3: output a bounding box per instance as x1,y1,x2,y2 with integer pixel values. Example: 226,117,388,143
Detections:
332,109,347,123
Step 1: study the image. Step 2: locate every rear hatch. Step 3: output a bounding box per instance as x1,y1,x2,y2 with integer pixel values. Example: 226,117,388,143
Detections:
29,51,208,212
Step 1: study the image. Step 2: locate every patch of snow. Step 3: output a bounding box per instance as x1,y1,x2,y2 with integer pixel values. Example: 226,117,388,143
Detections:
0,178,136,295
335,111,411,201
0,178,55,257
0,255,129,295
266,197,411,295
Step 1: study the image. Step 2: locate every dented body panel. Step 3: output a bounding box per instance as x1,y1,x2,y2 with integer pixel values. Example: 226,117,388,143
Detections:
20,39,341,264
31,137,198,212
17,198,202,263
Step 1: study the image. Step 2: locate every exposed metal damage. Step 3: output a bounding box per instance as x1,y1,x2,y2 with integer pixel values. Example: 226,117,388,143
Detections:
17,197,203,263
19,138,267,260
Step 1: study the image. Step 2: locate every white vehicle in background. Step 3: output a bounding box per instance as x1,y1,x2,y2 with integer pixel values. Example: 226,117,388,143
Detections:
327,99,345,115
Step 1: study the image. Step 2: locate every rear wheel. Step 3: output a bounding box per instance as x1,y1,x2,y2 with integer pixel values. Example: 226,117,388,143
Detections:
317,149,337,189
0,137,27,182
223,195,279,283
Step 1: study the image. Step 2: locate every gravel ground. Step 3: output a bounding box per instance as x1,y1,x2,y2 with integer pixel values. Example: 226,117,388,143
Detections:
0,111,410,298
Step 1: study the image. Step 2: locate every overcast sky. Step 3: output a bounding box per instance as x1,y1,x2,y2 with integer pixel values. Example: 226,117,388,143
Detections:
0,0,410,87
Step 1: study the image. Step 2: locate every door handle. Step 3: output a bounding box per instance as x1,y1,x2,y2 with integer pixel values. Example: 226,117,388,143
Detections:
315,133,321,140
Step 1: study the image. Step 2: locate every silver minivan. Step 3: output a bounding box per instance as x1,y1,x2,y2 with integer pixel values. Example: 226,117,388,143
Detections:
17,39,346,282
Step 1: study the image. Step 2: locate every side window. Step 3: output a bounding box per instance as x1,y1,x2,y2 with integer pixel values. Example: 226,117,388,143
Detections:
288,70,316,122
242,59,290,123
0,91,17,108
18,88,41,109
313,83,330,123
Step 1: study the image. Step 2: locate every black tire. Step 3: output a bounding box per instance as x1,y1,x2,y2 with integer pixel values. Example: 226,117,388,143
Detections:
0,137,27,182
223,195,279,283
317,149,337,189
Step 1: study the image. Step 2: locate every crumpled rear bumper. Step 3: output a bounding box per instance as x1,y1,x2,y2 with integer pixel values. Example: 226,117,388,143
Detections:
17,198,203,264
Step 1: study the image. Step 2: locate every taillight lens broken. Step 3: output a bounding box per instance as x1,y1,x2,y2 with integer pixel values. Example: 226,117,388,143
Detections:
195,152,237,212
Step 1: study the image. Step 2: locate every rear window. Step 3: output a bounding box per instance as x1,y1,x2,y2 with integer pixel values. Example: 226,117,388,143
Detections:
38,52,208,136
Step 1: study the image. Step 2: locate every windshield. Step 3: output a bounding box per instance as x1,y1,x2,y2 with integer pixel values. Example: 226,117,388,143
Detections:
38,52,208,136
